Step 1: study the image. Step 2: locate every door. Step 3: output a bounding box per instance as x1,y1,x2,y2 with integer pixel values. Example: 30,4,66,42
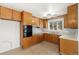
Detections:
0,19,20,53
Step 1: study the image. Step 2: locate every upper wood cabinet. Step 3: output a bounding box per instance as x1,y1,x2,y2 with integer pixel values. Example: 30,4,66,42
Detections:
67,4,78,29
64,14,68,28
39,19,43,28
32,16,44,28
22,11,32,25
0,6,12,20
43,19,48,28
32,16,40,27
12,10,21,21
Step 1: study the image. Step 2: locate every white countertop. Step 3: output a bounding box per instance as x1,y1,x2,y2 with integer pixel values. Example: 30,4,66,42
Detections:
59,36,78,41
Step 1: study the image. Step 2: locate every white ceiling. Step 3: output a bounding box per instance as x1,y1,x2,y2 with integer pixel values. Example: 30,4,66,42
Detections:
0,3,74,18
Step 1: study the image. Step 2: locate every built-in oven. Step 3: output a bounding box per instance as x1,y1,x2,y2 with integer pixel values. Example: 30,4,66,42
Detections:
23,25,32,38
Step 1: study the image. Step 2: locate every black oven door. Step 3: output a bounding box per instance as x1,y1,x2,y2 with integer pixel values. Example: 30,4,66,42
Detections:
23,25,32,38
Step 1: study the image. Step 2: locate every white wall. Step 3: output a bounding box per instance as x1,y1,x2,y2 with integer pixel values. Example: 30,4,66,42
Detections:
0,19,20,53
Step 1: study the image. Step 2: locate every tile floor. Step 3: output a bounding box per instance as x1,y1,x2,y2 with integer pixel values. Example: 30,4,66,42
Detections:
0,41,59,55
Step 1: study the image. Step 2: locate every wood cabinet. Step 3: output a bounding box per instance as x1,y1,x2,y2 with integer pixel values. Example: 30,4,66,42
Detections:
51,34,59,44
32,35,40,44
32,16,40,27
43,33,59,44
47,34,59,44
32,16,44,28
22,37,32,48
12,10,21,21
43,33,48,41
39,19,43,28
0,6,12,20
32,35,43,45
31,35,37,45
67,4,78,29
64,14,68,28
0,6,21,21
43,20,48,28
37,35,43,42
22,11,32,25
60,39,78,55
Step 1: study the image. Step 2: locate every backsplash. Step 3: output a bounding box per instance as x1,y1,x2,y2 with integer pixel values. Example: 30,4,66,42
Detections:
43,28,78,39
62,28,78,35
61,28,78,39
32,27,78,39
32,27,43,34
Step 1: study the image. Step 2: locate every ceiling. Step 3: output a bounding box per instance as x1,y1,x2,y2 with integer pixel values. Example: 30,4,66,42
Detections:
0,3,74,19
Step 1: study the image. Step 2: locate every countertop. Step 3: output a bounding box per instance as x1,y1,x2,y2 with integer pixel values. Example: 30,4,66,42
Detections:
59,35,77,41
33,33,78,41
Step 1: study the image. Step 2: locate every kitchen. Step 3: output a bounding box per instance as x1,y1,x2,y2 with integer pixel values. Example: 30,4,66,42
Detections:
0,3,78,55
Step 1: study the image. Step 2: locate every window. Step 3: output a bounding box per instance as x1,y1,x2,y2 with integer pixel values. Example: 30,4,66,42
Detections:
58,21,62,30
48,18,64,31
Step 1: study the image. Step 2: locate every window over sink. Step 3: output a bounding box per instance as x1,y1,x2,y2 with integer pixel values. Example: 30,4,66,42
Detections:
48,18,64,31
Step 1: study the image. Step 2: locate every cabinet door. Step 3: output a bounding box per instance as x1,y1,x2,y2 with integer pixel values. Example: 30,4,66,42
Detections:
38,35,43,42
47,34,59,44
43,20,48,28
64,14,68,28
31,35,37,45
52,34,59,44
22,37,32,48
32,35,39,44
32,16,40,27
44,33,48,41
49,34,53,42
68,4,78,29
32,17,36,25
40,35,43,42
22,11,32,25
43,33,45,41
36,35,42,43
12,10,21,21
0,6,12,20
36,18,40,27
39,19,43,28
60,39,78,55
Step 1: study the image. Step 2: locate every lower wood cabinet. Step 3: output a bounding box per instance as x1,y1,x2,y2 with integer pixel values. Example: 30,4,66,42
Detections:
37,35,43,42
32,35,38,45
32,35,43,45
60,39,78,55
43,33,48,41
22,34,59,49
43,33,59,44
50,34,59,44
22,37,32,48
